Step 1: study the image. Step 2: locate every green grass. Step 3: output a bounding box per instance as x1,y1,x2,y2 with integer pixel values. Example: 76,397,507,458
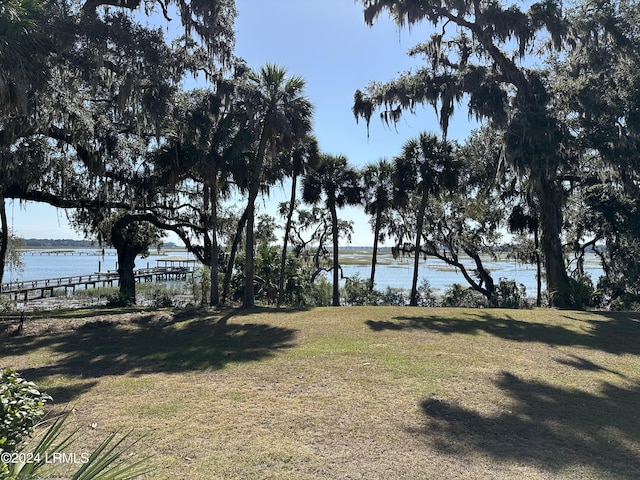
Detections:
2,306,640,479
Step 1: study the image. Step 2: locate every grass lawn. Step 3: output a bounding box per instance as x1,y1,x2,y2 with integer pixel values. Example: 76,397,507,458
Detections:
2,306,640,479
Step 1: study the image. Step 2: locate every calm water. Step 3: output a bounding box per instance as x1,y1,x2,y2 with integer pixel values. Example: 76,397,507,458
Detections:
7,249,195,282
8,248,604,298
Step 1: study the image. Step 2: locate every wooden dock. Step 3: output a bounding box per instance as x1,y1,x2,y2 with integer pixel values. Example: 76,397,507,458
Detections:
1,265,193,302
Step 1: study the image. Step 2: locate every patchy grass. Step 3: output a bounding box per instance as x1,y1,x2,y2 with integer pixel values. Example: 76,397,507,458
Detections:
2,306,640,479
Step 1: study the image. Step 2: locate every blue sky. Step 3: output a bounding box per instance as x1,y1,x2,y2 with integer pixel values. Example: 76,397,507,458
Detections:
12,0,477,245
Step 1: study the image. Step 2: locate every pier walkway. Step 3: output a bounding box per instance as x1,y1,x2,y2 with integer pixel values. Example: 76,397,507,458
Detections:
1,265,194,302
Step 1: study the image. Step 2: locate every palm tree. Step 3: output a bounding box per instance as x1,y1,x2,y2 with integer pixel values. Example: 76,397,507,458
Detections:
155,88,249,306
303,154,362,306
363,158,394,291
277,135,319,306
242,63,313,308
394,133,458,306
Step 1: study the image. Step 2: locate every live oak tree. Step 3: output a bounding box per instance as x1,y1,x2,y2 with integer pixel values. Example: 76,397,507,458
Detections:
353,0,573,306
549,0,640,307
0,0,53,281
0,0,239,286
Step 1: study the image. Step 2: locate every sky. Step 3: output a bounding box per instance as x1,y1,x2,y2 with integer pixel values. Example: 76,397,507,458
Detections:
11,0,477,246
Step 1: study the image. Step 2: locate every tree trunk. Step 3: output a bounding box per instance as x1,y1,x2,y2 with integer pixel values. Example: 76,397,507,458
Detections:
535,228,542,307
369,207,382,291
209,177,220,306
243,199,257,308
243,123,269,308
329,199,340,306
410,190,429,306
277,174,297,307
533,171,569,306
0,196,7,283
115,244,138,304
111,221,142,305
221,206,248,305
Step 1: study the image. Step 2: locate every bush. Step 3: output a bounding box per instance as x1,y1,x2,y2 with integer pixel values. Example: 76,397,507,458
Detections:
342,274,381,306
380,287,409,306
495,279,529,309
304,276,333,306
0,297,16,313
416,279,437,307
553,275,595,310
2,371,151,480
0,368,52,458
189,266,211,306
441,284,487,308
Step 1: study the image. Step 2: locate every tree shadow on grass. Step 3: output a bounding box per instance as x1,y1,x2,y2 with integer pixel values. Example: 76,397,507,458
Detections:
411,372,640,479
1,308,297,402
365,311,640,355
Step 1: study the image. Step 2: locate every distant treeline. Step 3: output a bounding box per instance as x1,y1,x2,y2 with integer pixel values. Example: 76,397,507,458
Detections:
22,239,177,248
23,239,95,247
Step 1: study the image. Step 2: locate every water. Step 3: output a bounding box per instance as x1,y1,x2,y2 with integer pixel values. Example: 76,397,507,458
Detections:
7,248,604,299
335,250,604,297
7,248,196,282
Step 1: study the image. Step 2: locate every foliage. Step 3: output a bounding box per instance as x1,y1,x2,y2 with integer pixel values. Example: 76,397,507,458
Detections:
302,276,333,307
3,413,150,480
241,63,314,307
494,279,530,309
0,297,16,313
1,371,150,479
391,132,458,306
379,287,408,306
190,266,212,306
416,279,437,307
441,284,488,308
303,156,362,306
342,274,381,306
0,369,51,458
354,0,571,303
552,276,595,311
253,242,280,304
149,288,174,309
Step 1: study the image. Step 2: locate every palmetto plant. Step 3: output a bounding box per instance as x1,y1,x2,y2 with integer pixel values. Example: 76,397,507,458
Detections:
4,413,150,480
303,154,362,306
363,158,394,291
242,63,313,308
1,369,150,479
393,133,458,306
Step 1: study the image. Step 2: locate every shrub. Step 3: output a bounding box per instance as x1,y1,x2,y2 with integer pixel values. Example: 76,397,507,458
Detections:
380,287,408,306
416,279,437,307
342,274,381,306
441,284,487,308
0,368,52,457
0,297,16,313
304,276,333,306
189,266,211,306
553,275,595,310
2,372,151,479
495,279,529,309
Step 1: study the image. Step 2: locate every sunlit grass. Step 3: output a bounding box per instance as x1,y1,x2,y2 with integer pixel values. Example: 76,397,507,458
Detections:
2,306,639,479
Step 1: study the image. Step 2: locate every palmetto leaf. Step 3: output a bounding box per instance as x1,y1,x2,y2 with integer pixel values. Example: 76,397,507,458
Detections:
5,413,151,480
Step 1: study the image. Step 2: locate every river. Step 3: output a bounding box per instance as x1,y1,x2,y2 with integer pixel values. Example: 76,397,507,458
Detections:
7,247,604,298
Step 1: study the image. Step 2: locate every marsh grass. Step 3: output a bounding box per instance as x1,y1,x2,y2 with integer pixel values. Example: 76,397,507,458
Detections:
2,306,639,479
